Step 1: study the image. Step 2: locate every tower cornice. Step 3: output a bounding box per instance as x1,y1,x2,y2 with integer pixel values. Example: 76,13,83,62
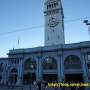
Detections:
45,0,60,4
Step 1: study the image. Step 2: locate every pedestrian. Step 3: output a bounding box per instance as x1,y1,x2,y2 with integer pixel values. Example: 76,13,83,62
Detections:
76,86,79,90
54,86,58,90
41,81,45,90
53,81,58,90
61,79,65,90
38,81,41,90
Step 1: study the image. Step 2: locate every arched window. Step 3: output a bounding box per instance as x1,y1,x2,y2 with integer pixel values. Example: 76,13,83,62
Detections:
64,55,81,69
43,57,57,70
24,58,36,70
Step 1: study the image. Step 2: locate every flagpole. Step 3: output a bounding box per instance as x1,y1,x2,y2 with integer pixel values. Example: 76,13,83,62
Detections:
17,37,19,49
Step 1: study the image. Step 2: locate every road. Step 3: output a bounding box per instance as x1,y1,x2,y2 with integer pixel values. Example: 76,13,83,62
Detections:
0,85,54,90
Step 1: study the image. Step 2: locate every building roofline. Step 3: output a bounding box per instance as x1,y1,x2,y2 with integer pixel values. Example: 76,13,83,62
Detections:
8,41,90,55
0,57,8,60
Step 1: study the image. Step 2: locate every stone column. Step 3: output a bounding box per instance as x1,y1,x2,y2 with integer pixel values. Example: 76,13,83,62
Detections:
57,50,64,82
4,65,7,85
37,56,42,81
81,53,88,82
16,75,23,85
60,54,64,81
17,58,23,85
36,57,39,81
37,53,42,81
57,55,61,83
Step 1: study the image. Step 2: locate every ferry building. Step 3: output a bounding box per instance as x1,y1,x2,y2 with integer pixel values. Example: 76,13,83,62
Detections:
0,0,90,86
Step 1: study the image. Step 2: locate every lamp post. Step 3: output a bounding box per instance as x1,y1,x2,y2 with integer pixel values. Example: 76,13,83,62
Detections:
29,73,32,90
28,73,31,90
84,20,90,36
83,20,90,90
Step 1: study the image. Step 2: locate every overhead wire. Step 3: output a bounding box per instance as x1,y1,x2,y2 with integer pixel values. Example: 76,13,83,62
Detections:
0,25,44,35
0,16,90,36
65,17,90,22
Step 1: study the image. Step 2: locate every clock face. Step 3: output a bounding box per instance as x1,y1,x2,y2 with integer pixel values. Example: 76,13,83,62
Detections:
48,17,59,27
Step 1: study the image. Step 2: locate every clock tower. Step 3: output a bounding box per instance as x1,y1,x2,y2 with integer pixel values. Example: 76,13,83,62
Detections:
44,0,65,46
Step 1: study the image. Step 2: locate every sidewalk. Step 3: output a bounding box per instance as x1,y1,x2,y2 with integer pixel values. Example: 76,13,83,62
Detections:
0,85,37,90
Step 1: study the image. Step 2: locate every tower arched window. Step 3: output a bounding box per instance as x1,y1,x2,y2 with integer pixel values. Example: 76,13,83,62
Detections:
48,37,49,40
56,3,58,7
47,5,48,10
54,3,56,8
52,4,54,8
58,36,59,39
49,5,51,9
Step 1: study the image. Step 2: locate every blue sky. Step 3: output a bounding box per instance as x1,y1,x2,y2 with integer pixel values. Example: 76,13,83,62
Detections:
0,0,90,57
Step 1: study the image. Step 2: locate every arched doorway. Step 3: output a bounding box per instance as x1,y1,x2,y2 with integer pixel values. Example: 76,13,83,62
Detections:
64,55,83,83
10,68,18,84
43,57,57,83
24,58,36,85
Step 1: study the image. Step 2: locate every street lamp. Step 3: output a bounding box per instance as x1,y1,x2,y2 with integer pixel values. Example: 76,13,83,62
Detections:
29,73,32,90
84,20,90,36
84,20,90,25
28,73,32,90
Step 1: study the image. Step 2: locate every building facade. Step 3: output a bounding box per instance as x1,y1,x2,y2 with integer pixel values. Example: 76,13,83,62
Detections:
0,58,9,85
0,42,90,85
0,0,90,88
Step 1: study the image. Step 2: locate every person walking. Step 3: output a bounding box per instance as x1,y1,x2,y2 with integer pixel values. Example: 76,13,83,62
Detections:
41,81,45,90
37,81,41,90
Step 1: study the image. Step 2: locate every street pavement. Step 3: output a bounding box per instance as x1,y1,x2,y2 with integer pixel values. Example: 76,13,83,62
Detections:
0,85,54,90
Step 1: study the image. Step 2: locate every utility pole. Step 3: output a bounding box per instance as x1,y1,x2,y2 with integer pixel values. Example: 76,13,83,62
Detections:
84,20,90,85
